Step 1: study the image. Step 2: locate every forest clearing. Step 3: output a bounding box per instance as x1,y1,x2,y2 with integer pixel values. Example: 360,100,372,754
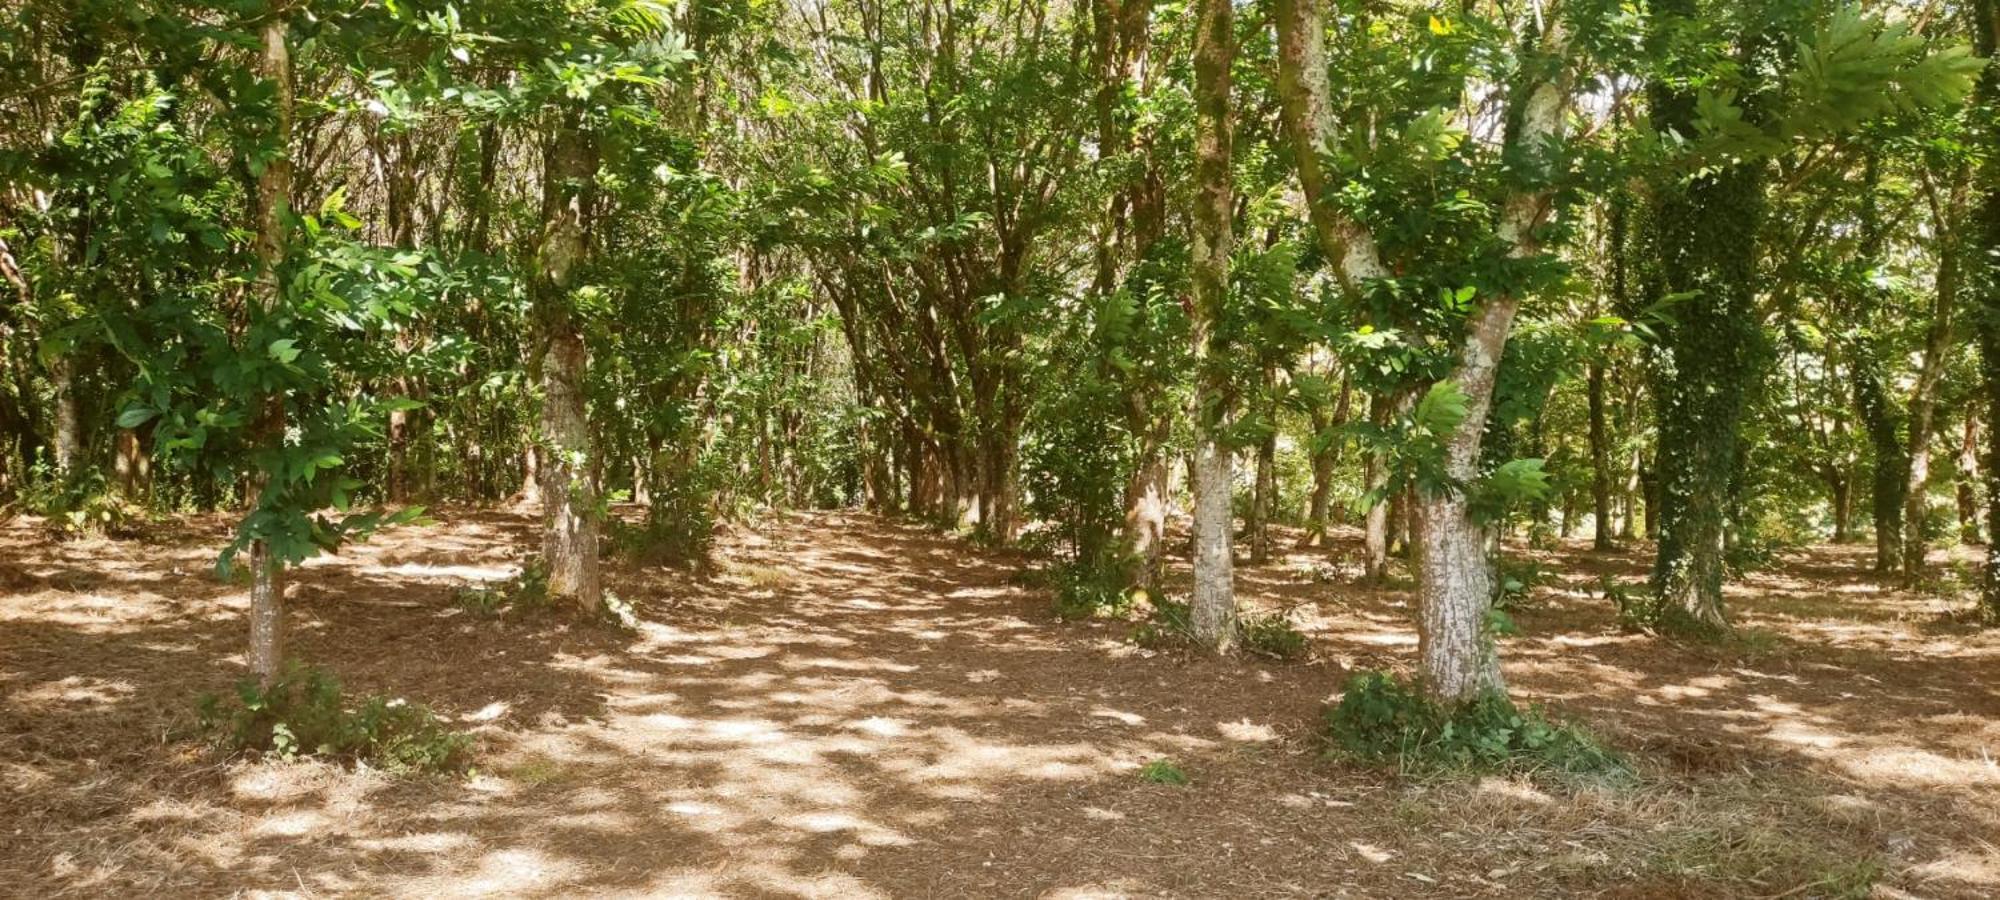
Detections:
9,0,2000,896
3,509,1997,897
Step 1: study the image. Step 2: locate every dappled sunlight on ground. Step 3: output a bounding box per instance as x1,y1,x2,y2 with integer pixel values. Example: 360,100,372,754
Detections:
3,511,1999,895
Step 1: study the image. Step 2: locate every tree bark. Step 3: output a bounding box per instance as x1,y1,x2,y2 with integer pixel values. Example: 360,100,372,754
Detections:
1958,412,1982,544
1188,0,1237,654
1902,210,1960,580
1588,358,1615,550
247,14,294,686
49,357,80,473
533,115,601,612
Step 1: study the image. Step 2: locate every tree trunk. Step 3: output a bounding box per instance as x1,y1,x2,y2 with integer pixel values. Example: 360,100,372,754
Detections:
1902,223,1959,579
1972,0,2000,617
1187,0,1237,654
539,330,600,609
1855,343,1908,575
1588,359,1615,550
1250,415,1276,564
1958,413,1982,544
1647,39,1763,627
1415,297,1521,702
533,115,601,612
247,14,294,686
1832,474,1852,543
1362,392,1398,580
1121,420,1169,585
114,427,148,498
49,357,80,473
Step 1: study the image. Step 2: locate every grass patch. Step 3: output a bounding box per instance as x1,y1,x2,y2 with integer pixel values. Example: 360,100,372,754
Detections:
1138,758,1189,785
197,662,471,775
1324,670,1625,779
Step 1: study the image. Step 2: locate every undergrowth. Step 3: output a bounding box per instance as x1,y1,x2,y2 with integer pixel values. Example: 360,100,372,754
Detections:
1045,558,1137,621
611,478,714,571
1600,575,1731,642
454,557,551,615
1324,670,1626,779
15,461,143,537
197,663,471,774
1130,597,1310,660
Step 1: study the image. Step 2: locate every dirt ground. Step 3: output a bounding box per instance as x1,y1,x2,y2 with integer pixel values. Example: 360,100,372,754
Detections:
2,508,1998,898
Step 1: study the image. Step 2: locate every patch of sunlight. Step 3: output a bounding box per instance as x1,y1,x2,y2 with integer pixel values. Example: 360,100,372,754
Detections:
780,811,913,846
1044,882,1152,899
128,798,216,823
465,701,510,723
252,810,329,837
850,716,909,737
1351,630,1418,647
6,675,135,708
785,656,919,674
1839,747,2000,787
1090,706,1146,726
1765,720,1846,750
1909,848,2000,887
1350,841,1395,863
354,561,516,582
1217,719,1277,742
1475,777,1553,805
458,848,577,895
357,831,476,854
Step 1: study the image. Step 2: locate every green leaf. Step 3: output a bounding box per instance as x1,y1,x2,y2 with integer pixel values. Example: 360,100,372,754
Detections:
116,406,159,429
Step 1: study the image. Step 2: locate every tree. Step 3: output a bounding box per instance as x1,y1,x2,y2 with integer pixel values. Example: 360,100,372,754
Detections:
1187,0,1238,654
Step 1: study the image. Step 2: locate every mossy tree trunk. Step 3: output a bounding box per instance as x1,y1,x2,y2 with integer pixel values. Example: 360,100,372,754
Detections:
1646,0,1767,628
533,112,602,613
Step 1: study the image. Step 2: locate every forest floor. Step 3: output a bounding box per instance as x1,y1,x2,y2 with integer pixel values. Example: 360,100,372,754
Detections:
2,508,1999,898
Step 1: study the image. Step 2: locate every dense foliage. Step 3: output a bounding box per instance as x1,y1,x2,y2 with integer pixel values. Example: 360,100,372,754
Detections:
3,0,1997,718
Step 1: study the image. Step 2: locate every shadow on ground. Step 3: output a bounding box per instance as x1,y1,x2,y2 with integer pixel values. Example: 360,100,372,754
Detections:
3,510,1997,897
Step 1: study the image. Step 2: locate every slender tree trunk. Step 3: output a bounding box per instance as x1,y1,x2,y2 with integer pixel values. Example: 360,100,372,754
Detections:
1588,359,1615,550
1832,474,1852,543
1122,416,1169,585
1959,413,1982,544
1362,391,1401,580
1411,23,1569,702
247,14,294,686
114,427,148,498
1188,0,1237,654
49,358,80,473
1250,405,1276,565
1903,228,1959,579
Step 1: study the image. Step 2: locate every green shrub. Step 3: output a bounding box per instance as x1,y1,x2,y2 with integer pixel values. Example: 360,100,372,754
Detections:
1047,559,1137,621
1138,758,1189,785
1324,670,1625,778
197,663,471,774
611,479,714,570
454,557,550,615
1241,610,1309,660
18,460,141,537
1602,575,1728,640
1130,596,1195,649
1494,556,1543,610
